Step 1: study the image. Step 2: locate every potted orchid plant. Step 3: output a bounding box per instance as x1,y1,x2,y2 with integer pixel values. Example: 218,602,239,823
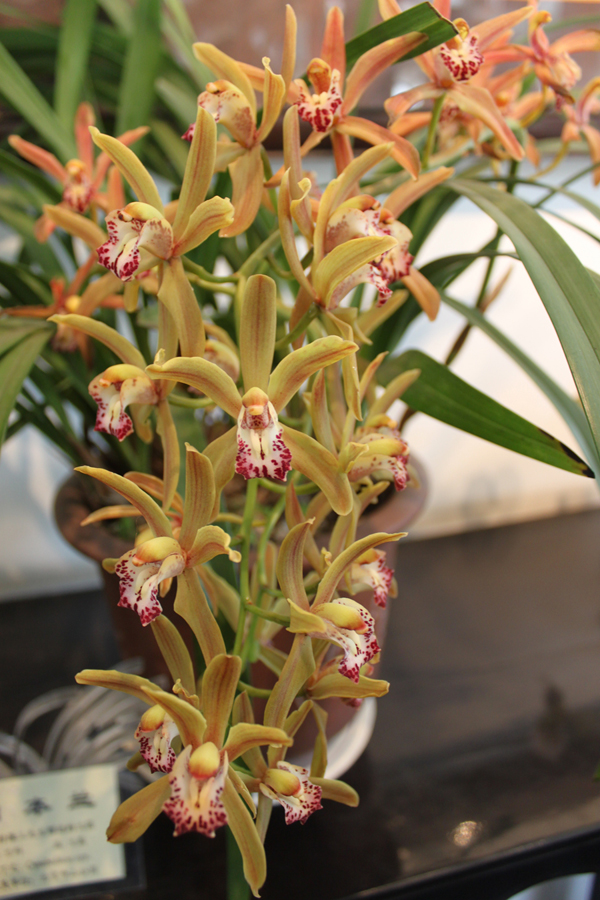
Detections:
1,0,600,896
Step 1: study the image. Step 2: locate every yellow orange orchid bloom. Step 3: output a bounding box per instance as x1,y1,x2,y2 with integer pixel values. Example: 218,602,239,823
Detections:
289,6,424,177
147,274,357,516
383,1,530,161
9,102,147,240
561,78,600,185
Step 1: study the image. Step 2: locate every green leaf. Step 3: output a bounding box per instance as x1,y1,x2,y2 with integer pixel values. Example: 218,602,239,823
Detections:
149,119,189,180
384,349,593,478
54,0,98,129
440,292,600,475
0,262,52,307
116,0,162,135
0,148,62,204
0,326,51,450
96,0,134,34
448,177,600,468
0,318,50,355
345,1,457,71
0,41,75,161
155,75,198,129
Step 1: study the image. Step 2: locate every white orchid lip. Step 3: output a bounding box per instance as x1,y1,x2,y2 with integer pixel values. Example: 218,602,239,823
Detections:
114,538,186,626
135,706,179,774
89,365,158,442
296,65,343,133
351,549,394,609
259,761,323,825
235,388,292,482
97,203,174,282
163,744,228,837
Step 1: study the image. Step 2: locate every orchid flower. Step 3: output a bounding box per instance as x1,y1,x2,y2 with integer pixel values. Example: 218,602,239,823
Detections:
488,4,600,106
383,1,529,161
77,655,293,896
75,446,241,641
9,102,146,241
185,7,296,237
147,274,358,516
561,78,600,183
287,6,424,177
86,109,233,359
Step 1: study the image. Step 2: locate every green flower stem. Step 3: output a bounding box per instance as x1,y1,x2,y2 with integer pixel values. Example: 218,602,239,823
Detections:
237,680,272,698
243,601,290,627
422,93,445,170
182,258,239,283
256,478,319,495
232,477,259,657
168,393,214,408
187,273,236,296
238,230,282,277
274,304,319,349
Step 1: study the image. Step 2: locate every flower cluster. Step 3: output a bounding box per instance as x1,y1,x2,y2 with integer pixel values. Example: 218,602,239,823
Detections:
8,1,599,895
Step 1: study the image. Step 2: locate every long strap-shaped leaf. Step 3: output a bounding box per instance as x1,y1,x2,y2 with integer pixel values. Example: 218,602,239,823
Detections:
0,327,51,451
448,177,600,468
54,0,97,129
387,349,593,478
441,292,600,475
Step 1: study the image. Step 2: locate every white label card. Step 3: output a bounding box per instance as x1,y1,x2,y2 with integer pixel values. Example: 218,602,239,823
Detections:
0,764,126,898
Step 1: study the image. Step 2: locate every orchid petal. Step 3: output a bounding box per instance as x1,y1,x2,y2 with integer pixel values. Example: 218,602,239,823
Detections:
80,504,139,526
308,369,337,455
157,257,205,359
402,266,441,319
198,565,240,631
385,83,443,120
357,288,408,336
311,776,359,806
474,7,534,49
338,116,420,177
449,82,524,160
385,167,454,217
150,614,196,698
201,654,242,747
285,484,323,573
75,466,172,536
42,204,106,249
193,44,257,116
240,274,277,394
323,311,361,420
223,723,292,761
178,446,216,551
143,684,207,750
282,108,314,240
281,425,353,516
89,127,163,212
188,525,241,568
378,0,402,17
321,6,346,85
582,125,600,185
222,145,264,238
277,521,312,611
202,428,238,519
8,135,67,182
256,59,286,144
48,314,145,368
343,33,427,114
268,336,358,413
368,368,421,418
222,778,266,898
281,5,297,91
124,472,183,514
175,568,226,664
174,196,234,257
107,776,171,843
309,672,389,700
551,30,600,57
315,532,405,606
278,169,316,297
313,235,397,308
147,357,241,419
157,398,180,512
75,668,155,705
264,634,315,730
173,106,217,242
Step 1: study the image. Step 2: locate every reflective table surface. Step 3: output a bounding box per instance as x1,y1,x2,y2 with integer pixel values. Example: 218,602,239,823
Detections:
2,507,600,899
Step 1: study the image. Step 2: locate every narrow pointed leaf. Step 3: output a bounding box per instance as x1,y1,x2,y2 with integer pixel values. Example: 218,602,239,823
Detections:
55,0,97,129
116,0,161,137
150,615,196,697
448,177,600,468
387,349,594,478
345,2,457,69
0,327,50,449
75,466,173,536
